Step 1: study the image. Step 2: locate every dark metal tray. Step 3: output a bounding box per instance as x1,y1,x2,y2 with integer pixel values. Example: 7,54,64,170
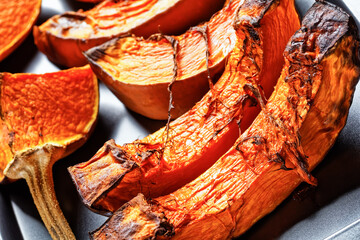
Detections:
0,0,359,239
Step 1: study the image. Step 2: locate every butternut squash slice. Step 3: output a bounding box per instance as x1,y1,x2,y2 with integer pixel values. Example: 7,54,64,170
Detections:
68,0,300,214
89,2,360,239
33,0,226,67
0,0,41,62
0,66,99,240
84,0,249,120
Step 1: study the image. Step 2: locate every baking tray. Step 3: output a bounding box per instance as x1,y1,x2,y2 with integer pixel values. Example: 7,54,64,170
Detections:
0,0,359,239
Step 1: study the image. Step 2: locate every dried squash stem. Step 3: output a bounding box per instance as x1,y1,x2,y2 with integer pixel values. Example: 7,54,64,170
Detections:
5,145,75,240
5,144,75,239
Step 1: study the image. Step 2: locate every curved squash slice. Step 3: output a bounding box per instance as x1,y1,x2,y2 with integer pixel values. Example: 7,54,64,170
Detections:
68,0,300,214
90,2,360,239
33,0,226,67
85,0,246,120
85,0,305,120
0,66,99,240
0,0,41,62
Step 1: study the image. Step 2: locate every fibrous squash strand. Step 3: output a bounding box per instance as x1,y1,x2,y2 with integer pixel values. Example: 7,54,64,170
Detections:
190,24,213,89
163,35,179,152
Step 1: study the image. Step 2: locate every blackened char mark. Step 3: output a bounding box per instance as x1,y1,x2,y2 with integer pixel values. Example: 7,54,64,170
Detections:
234,0,276,27
285,1,353,64
89,194,174,239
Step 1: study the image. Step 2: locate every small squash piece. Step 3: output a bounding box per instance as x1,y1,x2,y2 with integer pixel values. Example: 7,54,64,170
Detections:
0,0,41,62
0,66,99,240
90,2,360,239
33,0,226,67
68,0,300,214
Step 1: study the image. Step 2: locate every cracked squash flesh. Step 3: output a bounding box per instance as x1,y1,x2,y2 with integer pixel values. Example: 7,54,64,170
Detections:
89,2,360,239
0,66,99,239
84,0,268,120
0,0,41,62
33,0,226,67
68,0,300,214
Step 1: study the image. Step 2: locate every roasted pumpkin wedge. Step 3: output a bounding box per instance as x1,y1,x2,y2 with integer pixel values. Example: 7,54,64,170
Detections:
89,2,360,239
68,0,300,214
85,0,251,120
33,0,226,67
0,66,99,240
0,0,41,62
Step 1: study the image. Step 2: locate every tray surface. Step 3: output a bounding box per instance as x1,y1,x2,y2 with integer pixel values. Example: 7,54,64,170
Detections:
0,0,359,239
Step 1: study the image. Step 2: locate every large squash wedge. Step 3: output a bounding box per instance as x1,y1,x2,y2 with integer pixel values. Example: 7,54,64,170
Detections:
0,0,41,62
0,66,99,239
33,0,226,67
68,0,300,214
89,2,360,239
85,0,248,120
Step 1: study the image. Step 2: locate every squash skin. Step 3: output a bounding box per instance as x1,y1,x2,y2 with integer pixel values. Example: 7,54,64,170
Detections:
33,0,226,67
69,0,300,215
89,2,360,239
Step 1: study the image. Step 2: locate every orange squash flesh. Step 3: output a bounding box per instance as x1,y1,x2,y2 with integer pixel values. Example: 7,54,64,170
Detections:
85,0,245,120
89,2,360,239
33,0,226,67
0,0,41,62
68,0,300,214
0,66,99,239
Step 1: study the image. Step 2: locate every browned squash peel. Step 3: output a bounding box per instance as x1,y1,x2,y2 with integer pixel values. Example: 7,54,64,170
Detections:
0,66,99,239
33,0,226,67
85,0,254,120
89,1,360,239
69,0,300,214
